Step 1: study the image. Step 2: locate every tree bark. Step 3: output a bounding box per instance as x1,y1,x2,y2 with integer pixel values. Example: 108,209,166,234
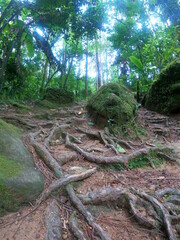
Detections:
95,36,102,89
85,38,88,99
66,185,112,240
65,133,158,166
38,168,97,203
40,58,49,94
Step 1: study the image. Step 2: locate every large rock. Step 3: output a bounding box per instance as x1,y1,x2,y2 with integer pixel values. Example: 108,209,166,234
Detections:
0,120,44,215
145,59,180,114
45,88,74,104
87,83,137,128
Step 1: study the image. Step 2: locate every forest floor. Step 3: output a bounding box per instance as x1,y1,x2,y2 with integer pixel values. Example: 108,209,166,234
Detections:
0,102,180,240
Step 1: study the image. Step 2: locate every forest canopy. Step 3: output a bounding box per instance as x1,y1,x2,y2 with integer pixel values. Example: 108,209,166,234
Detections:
0,0,179,100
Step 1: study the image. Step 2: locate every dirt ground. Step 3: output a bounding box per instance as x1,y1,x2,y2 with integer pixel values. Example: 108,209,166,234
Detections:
0,102,179,240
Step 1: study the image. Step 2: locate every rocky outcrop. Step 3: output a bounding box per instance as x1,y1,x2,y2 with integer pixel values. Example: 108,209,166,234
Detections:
87,83,137,129
0,120,44,215
145,59,180,114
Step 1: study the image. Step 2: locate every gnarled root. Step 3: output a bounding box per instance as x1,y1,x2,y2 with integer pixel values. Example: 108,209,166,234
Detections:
37,168,97,204
65,133,158,167
78,186,180,239
69,213,88,240
45,198,62,240
78,187,126,205
66,185,112,240
131,187,176,240
30,133,63,177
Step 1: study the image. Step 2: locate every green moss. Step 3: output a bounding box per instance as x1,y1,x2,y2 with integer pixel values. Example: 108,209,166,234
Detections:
0,119,22,136
9,101,31,111
99,150,165,171
87,83,137,134
34,112,51,120
145,58,180,114
0,120,44,215
45,88,74,104
0,155,22,178
0,183,20,215
37,99,60,109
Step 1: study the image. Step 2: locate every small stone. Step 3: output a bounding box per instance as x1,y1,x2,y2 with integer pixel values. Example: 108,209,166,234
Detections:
15,221,19,225
17,213,21,217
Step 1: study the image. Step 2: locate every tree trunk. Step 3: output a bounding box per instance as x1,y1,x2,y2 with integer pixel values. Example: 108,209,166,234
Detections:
85,38,88,99
137,78,140,102
40,58,48,93
63,57,74,89
95,36,102,89
0,0,15,25
0,31,18,90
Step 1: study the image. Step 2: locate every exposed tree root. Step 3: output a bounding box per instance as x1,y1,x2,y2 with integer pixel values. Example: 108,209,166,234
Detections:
79,187,158,229
2,116,36,129
37,168,97,204
45,125,57,146
76,127,100,139
65,133,160,166
66,185,112,240
99,131,119,154
148,156,156,169
156,152,177,162
78,187,126,205
45,198,62,240
50,125,82,144
69,213,88,240
117,139,134,149
155,188,180,198
86,147,105,153
131,188,176,240
78,186,180,239
30,133,63,177
76,127,131,153
128,193,157,229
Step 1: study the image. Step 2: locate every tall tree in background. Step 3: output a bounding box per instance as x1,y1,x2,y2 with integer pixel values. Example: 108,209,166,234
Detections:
0,0,104,97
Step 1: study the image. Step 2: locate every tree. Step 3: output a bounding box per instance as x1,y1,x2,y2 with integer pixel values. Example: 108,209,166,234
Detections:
0,0,104,98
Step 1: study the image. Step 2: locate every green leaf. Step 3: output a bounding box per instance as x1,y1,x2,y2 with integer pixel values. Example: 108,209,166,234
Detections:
88,121,94,126
25,33,35,58
129,56,143,70
116,144,126,154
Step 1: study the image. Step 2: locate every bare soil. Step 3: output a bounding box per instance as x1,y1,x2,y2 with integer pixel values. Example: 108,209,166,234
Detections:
0,103,179,240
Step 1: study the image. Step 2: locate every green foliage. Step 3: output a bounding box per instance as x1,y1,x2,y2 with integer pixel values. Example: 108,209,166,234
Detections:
129,56,143,70
116,144,126,153
0,0,179,103
109,0,179,96
25,33,35,58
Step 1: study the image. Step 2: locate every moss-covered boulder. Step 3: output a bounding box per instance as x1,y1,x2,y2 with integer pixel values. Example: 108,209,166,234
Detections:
145,59,180,114
45,88,74,104
0,120,44,215
87,83,137,128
